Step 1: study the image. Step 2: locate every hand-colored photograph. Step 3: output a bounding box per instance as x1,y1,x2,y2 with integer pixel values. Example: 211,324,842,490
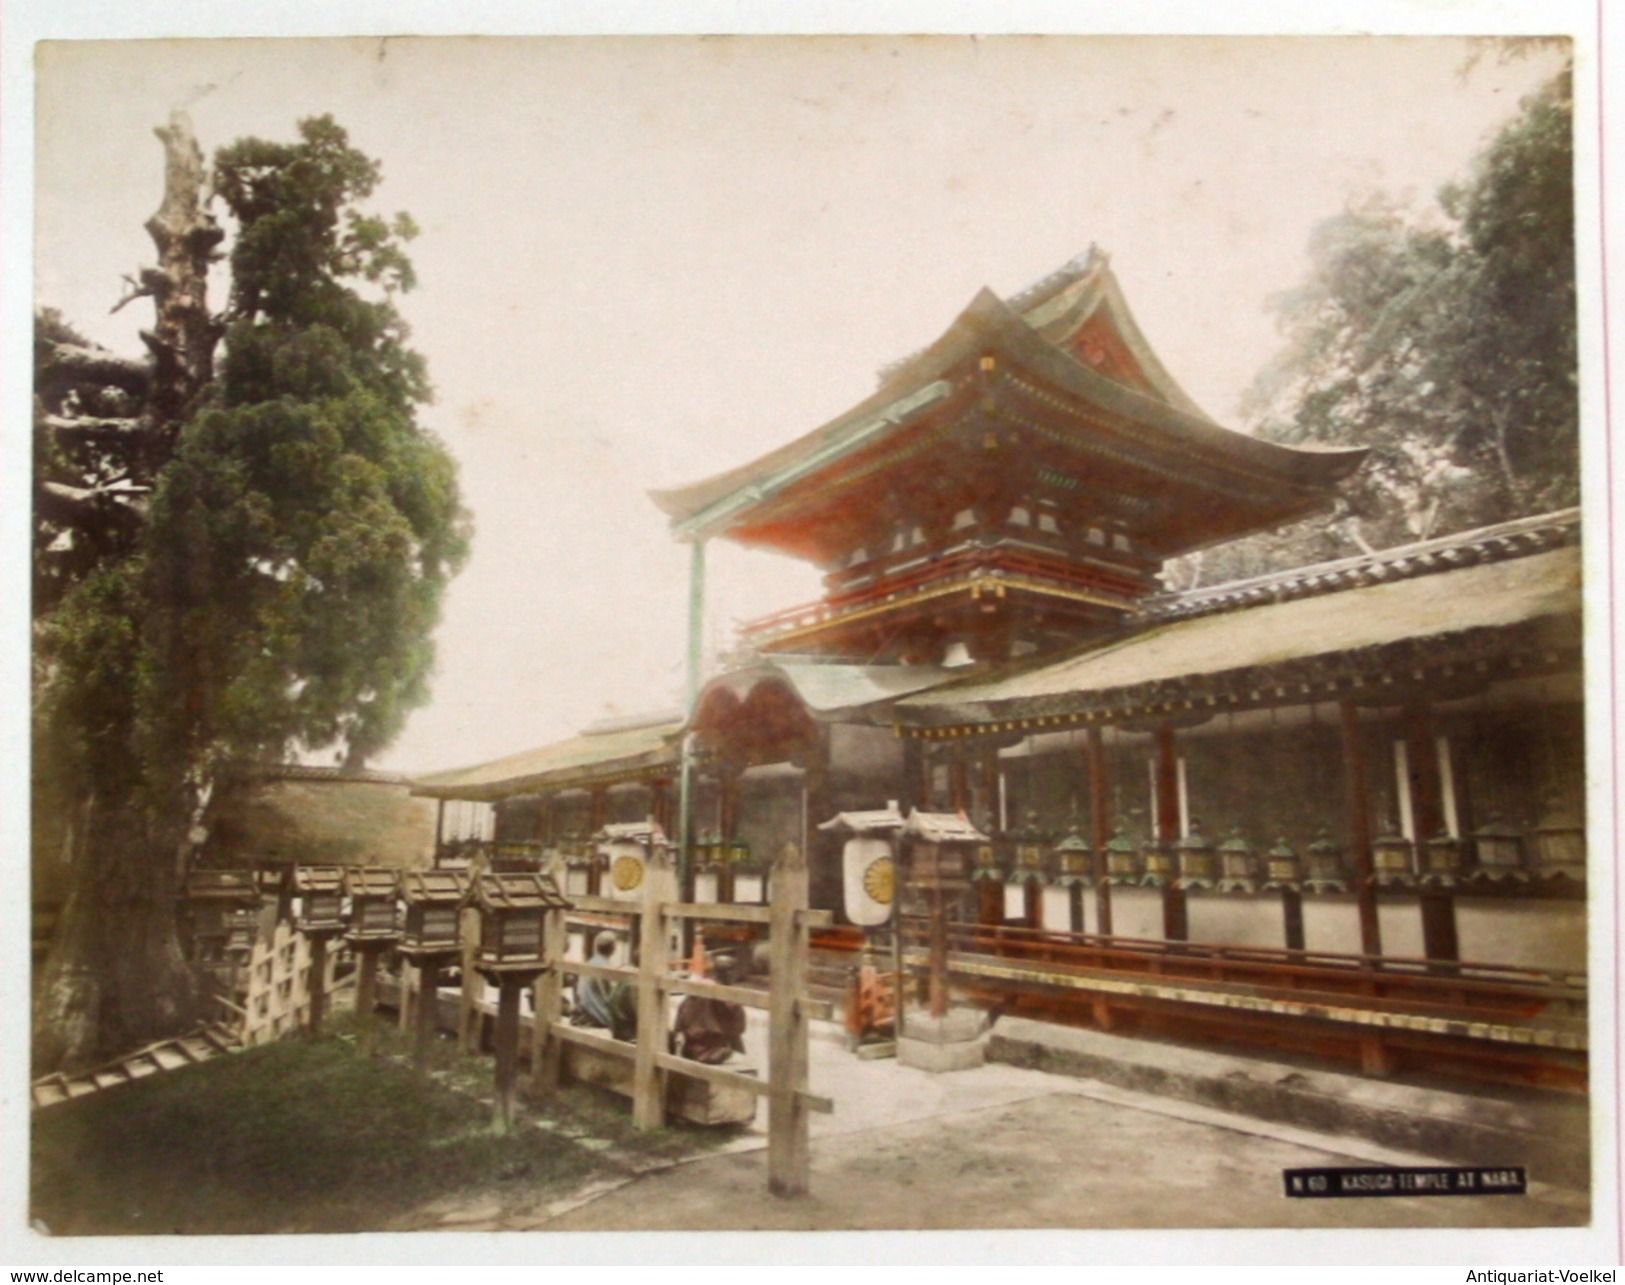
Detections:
14,18,1613,1260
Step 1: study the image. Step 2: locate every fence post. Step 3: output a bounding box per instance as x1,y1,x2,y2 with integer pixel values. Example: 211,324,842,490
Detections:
768,841,811,1197
305,936,329,1036
459,906,483,1051
414,959,441,1068
492,979,523,1133
631,847,675,1129
532,903,567,1096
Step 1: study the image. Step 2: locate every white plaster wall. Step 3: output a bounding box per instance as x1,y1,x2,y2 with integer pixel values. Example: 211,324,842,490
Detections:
1301,895,1362,955
1456,898,1587,972
1185,893,1290,949
1109,886,1164,941
1040,885,1074,932
1377,897,1426,960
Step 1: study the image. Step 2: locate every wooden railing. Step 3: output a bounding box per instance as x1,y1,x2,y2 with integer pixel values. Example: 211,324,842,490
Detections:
893,916,1587,1088
534,850,835,1197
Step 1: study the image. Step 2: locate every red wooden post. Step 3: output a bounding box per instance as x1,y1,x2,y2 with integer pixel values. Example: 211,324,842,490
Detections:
1340,699,1383,959
1406,702,1460,963
1156,723,1187,941
1087,726,1113,937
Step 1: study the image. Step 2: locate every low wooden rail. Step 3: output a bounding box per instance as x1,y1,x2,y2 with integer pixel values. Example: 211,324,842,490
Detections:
534,847,834,1196
896,917,1587,1091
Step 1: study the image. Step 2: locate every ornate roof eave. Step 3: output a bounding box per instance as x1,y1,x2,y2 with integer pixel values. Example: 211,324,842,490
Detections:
687,657,959,733
650,284,1365,548
891,541,1582,736
897,618,1581,738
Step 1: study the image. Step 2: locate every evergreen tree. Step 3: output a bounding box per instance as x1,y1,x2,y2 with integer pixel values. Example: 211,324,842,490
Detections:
1193,68,1576,585
33,114,469,1070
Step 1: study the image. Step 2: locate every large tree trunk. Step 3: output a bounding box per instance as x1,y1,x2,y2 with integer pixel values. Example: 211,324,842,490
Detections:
31,113,221,1074
32,794,199,1073
121,111,223,453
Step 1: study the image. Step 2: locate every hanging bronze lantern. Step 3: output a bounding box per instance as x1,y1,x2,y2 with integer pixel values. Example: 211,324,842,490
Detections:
1216,828,1258,894
1304,827,1347,893
1104,825,1142,885
1418,829,1467,888
1261,838,1302,892
1174,820,1217,890
1371,826,1416,888
1527,801,1584,882
1013,809,1051,884
970,837,1007,883
1470,814,1525,878
1050,824,1093,888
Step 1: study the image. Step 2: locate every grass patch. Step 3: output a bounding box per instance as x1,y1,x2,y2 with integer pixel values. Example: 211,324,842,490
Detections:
31,1025,732,1236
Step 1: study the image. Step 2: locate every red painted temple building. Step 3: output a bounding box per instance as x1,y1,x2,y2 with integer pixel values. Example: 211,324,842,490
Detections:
415,248,1586,1088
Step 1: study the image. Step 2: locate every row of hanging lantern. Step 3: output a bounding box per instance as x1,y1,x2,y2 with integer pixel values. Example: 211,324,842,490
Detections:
958,807,1584,895
690,829,758,873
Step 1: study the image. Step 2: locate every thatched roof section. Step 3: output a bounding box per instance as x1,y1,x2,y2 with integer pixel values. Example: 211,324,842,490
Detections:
204,773,437,869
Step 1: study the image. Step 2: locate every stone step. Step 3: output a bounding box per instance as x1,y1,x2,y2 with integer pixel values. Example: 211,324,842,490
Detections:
987,1015,1590,1189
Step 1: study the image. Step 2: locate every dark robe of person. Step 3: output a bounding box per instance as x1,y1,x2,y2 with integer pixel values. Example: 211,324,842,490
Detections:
670,993,747,1064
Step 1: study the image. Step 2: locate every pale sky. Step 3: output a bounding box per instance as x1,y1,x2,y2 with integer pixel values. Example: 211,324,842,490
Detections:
30,34,1570,775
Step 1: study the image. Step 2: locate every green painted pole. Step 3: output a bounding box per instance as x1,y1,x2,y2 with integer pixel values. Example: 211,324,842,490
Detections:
677,538,707,896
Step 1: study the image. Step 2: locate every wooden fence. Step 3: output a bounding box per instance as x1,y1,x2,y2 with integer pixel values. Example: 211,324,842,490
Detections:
533,844,835,1197
241,910,340,1047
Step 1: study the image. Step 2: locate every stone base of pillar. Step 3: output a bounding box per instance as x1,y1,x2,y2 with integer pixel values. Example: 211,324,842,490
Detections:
897,1006,988,1073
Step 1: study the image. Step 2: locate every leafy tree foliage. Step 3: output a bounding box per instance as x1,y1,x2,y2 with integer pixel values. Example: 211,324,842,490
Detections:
34,115,469,1068
1194,69,1576,584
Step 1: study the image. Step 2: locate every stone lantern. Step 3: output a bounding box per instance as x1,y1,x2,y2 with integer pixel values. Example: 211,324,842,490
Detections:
1215,828,1258,894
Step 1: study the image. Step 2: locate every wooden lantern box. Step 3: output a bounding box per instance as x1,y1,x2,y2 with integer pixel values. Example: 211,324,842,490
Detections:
181,869,262,959
399,869,471,957
344,867,401,943
902,810,986,893
292,866,346,935
474,871,571,974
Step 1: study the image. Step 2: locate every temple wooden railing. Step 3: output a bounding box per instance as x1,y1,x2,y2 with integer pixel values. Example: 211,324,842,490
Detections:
533,849,835,1197
895,917,1587,1091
